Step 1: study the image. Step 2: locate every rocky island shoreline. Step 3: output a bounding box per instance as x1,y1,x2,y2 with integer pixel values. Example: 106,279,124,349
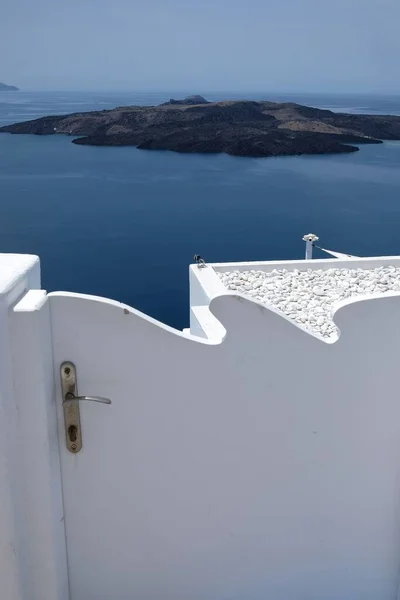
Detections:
1,95,400,158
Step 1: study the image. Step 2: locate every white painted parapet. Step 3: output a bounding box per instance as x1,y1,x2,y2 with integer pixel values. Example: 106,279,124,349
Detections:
189,262,226,339
6,251,400,599
190,255,400,338
0,255,68,600
0,255,41,600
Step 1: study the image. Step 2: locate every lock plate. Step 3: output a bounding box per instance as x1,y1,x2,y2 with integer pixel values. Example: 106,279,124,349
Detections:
60,361,82,453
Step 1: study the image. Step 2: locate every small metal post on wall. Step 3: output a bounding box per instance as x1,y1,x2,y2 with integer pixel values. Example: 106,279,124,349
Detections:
302,233,319,260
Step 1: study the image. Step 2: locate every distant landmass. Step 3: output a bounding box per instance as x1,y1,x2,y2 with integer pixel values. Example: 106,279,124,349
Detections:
2,95,400,158
161,95,210,106
0,82,19,91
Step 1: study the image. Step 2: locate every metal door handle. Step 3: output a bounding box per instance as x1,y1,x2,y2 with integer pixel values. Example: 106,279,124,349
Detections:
63,393,112,405
60,361,111,453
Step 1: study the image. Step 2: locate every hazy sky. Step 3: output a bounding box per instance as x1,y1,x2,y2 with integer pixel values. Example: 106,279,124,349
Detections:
1,0,399,93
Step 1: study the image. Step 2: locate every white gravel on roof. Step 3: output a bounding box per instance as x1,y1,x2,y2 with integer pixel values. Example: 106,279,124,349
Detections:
218,266,400,338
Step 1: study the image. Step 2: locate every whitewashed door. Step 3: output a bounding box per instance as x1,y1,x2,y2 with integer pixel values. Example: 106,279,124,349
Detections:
49,291,240,600
49,290,400,600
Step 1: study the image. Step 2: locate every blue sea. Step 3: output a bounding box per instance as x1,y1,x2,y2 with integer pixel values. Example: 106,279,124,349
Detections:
1,90,400,329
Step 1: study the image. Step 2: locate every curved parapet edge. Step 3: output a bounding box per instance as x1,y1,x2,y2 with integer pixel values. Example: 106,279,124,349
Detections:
48,288,400,351
210,288,400,347
48,291,224,346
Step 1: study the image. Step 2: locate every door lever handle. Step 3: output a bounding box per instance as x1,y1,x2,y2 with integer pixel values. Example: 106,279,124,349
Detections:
63,393,112,405
60,361,111,454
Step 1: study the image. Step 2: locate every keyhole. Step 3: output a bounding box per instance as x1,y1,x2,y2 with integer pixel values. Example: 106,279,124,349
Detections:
68,425,78,442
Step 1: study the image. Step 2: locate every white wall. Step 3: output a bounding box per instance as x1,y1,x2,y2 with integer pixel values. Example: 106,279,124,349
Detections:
11,290,69,600
0,255,68,600
5,252,400,600
190,256,400,339
0,255,41,600
49,280,400,600
189,263,226,338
